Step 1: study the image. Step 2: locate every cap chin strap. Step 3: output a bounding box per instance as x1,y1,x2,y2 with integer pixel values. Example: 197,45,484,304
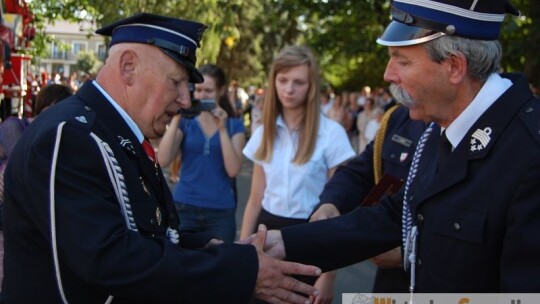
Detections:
146,37,191,58
391,5,457,36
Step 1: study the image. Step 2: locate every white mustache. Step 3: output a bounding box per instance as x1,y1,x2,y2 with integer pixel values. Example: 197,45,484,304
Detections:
389,84,415,108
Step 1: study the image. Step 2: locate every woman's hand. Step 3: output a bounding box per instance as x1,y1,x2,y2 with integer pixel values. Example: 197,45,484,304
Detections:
211,107,228,131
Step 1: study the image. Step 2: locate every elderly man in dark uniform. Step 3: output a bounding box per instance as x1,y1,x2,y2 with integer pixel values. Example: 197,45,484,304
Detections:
257,0,540,293
1,13,320,303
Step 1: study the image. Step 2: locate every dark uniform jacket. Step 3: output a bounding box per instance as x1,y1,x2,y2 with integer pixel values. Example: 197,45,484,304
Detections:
318,106,424,214
317,106,425,293
2,82,258,303
282,73,540,292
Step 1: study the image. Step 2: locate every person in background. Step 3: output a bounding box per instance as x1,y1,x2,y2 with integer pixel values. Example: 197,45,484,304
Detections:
67,71,79,92
320,86,333,116
356,85,371,108
356,97,381,153
363,107,384,144
379,87,397,112
0,83,73,292
2,13,320,303
158,64,245,243
241,46,355,304
326,93,347,128
257,0,540,294
250,89,265,134
229,80,250,118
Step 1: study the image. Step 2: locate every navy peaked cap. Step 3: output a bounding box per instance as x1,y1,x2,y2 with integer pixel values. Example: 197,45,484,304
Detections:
96,13,207,83
377,0,520,46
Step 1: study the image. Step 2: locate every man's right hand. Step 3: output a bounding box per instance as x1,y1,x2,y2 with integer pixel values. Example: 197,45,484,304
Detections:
309,203,339,222
253,224,321,304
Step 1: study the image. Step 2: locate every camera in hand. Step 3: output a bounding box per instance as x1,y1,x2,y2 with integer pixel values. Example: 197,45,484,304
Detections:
178,99,217,119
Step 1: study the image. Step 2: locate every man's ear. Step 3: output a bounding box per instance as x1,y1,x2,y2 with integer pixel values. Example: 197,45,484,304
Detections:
447,52,467,85
119,50,138,86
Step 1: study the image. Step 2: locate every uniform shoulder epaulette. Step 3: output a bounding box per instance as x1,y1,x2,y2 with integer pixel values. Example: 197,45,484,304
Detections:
64,105,97,133
519,97,540,146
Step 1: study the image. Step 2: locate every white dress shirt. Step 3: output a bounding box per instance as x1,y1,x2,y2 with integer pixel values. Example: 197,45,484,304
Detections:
445,73,512,149
92,80,145,144
243,114,355,219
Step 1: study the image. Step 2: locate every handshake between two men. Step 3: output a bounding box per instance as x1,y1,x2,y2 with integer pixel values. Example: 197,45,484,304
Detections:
246,224,321,304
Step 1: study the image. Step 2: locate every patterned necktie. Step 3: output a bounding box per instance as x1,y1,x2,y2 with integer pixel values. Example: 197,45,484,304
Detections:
142,140,157,164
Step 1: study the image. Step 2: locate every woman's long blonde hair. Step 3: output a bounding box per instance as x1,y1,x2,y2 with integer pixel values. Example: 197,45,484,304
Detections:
254,46,321,164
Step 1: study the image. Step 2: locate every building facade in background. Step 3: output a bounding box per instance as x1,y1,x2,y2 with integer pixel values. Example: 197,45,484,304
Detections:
40,20,105,78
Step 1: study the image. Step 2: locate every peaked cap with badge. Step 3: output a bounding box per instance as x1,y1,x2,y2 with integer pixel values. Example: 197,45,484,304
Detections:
96,13,207,83
377,0,520,46
277,0,540,294
2,13,261,303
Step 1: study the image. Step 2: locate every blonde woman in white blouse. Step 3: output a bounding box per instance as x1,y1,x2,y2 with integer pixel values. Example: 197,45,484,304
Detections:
241,46,355,304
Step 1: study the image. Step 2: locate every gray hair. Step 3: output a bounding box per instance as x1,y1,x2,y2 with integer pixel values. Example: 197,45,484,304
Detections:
423,35,502,81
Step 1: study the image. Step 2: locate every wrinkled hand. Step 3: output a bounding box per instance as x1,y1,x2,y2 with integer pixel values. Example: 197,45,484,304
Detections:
238,228,286,260
309,204,340,222
253,224,321,304
371,246,402,269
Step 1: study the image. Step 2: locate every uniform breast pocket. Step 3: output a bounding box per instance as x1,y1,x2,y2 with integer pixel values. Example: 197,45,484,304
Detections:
425,205,490,286
432,205,486,244
382,141,413,172
129,199,167,234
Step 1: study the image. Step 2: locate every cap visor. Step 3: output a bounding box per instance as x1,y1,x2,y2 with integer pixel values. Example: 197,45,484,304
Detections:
161,49,204,83
377,21,445,46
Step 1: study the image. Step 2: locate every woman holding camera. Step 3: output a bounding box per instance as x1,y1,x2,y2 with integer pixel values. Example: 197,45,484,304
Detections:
158,64,245,243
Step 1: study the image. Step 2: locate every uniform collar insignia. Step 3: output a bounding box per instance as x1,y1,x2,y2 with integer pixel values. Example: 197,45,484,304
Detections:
75,116,87,123
470,127,492,152
118,136,136,156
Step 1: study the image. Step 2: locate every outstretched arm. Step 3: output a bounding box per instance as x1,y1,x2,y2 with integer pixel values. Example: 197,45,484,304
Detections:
253,224,321,303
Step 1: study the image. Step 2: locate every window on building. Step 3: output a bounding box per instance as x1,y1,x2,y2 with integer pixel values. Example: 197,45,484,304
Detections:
72,42,87,55
51,43,67,60
97,43,106,60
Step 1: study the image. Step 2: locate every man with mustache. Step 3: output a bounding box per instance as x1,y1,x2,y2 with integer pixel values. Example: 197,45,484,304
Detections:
258,0,540,293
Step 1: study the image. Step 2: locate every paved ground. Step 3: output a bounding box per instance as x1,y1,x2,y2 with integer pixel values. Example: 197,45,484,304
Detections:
165,158,375,304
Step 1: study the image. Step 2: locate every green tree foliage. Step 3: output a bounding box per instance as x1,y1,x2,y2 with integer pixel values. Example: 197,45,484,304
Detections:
76,51,102,75
27,0,538,91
